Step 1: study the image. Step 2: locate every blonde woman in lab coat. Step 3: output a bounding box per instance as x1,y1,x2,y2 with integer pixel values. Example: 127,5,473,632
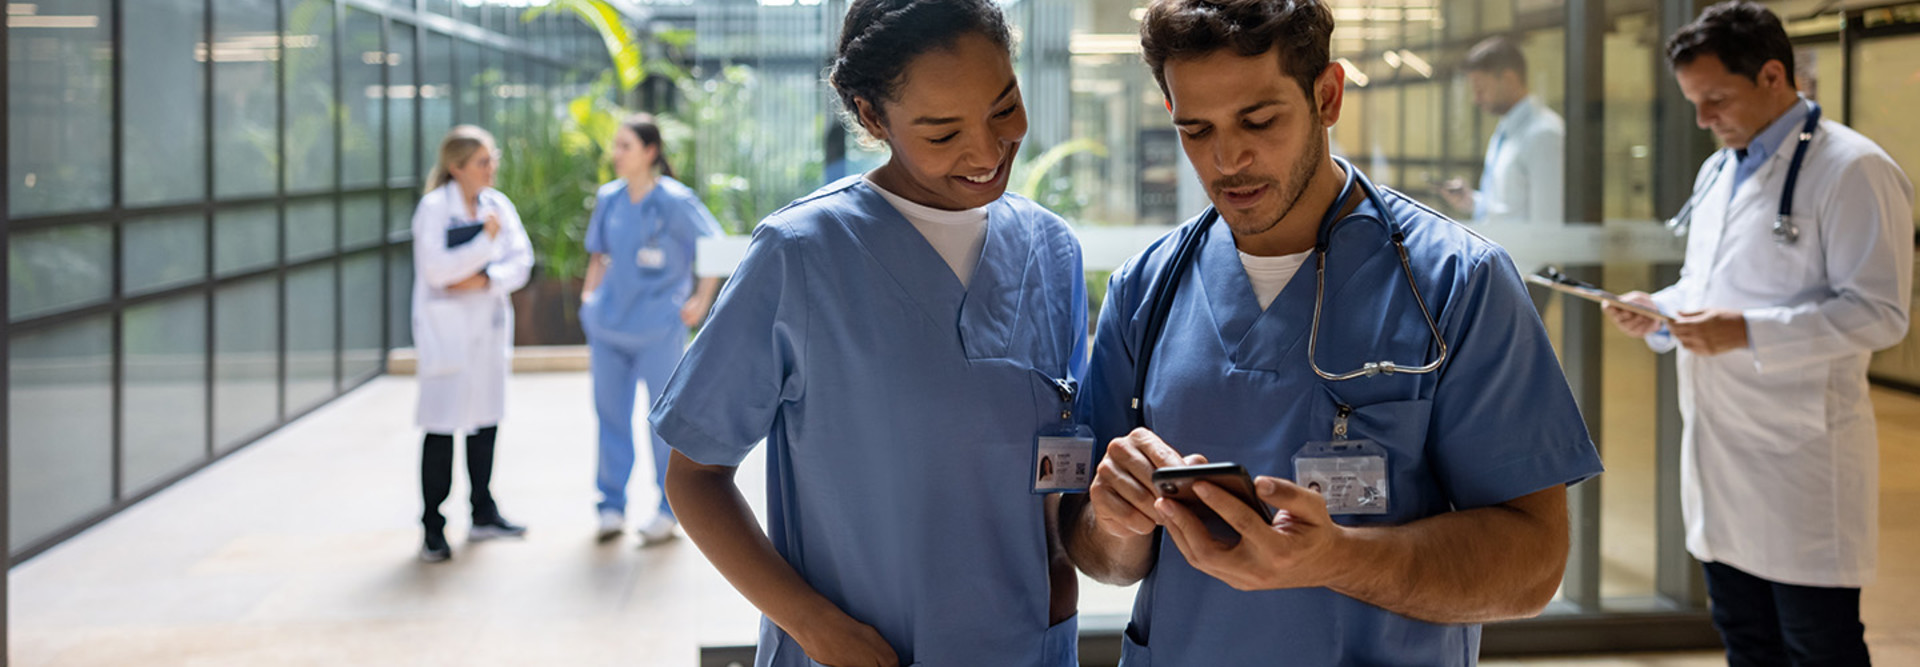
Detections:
411,125,535,562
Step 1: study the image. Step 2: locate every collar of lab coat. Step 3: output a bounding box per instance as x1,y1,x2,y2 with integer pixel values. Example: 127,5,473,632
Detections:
1738,96,1813,174
436,182,497,221
1494,95,1543,142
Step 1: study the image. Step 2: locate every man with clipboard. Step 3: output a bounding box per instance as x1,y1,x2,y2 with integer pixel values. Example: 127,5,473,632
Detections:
1605,3,1911,664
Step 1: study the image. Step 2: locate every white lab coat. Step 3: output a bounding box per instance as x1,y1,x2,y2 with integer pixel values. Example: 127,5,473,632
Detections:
1650,115,1913,588
1473,96,1565,224
411,183,534,434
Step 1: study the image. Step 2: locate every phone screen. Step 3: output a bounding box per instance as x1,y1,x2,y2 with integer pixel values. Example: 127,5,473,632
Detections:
1151,463,1275,545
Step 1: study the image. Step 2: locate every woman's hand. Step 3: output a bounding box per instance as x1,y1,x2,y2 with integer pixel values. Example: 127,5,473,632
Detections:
791,613,900,667
483,212,501,240
448,272,489,291
680,293,715,327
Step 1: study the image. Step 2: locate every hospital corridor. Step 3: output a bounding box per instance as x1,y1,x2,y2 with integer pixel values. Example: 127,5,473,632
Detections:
5,323,1919,665
8,0,1920,664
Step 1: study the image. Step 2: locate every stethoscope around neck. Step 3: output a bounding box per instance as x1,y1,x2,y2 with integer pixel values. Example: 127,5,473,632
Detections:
1664,100,1821,246
1128,157,1450,428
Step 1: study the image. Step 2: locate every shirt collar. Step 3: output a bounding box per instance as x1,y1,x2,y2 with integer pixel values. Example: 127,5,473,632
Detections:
1496,95,1539,136
1740,96,1812,165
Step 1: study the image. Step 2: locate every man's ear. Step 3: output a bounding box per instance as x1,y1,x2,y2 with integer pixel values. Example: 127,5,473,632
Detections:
854,97,890,142
1760,59,1792,93
1315,62,1346,128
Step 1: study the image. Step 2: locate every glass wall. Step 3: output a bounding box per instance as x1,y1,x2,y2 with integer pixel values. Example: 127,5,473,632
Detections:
1769,2,1920,385
3,0,597,560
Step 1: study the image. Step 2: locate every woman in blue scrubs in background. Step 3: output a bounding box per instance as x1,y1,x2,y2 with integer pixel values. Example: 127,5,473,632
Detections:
580,114,722,546
649,1,1088,665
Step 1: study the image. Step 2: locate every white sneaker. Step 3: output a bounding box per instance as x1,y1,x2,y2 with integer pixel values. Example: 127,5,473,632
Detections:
638,514,679,547
596,510,625,542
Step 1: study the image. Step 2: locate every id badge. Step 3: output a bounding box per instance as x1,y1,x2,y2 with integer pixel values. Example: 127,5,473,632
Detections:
1294,439,1389,515
1034,423,1095,494
636,245,666,269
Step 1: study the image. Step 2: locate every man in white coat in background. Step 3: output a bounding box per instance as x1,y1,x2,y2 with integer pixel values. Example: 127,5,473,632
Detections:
1441,35,1565,226
1607,2,1912,664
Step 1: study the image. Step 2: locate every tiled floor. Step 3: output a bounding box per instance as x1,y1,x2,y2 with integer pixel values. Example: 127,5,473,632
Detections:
9,363,1920,665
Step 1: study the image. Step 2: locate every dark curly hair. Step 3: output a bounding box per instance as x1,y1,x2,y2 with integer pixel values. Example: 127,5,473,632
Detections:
1666,0,1795,87
827,0,1012,134
1140,0,1335,102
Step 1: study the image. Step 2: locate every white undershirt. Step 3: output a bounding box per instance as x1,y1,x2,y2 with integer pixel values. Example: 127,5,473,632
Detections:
865,175,989,287
1239,249,1313,310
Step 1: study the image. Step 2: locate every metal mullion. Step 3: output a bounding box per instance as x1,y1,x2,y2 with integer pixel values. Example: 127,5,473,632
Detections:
451,31,463,125
379,14,392,366
1395,14,1407,187
334,0,346,393
1843,11,1860,127
11,247,344,335
478,40,489,128
109,0,128,504
1558,0,1609,613
276,0,289,424
1,0,12,581
12,285,217,335
10,202,212,230
4,190,369,231
413,17,424,188
204,0,219,461
344,239,390,256
1860,15,1920,38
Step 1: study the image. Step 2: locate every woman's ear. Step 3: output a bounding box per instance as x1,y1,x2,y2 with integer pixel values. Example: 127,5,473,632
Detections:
854,97,890,142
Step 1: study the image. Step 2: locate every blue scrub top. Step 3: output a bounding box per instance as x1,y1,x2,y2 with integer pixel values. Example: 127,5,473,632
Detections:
651,176,1088,667
1084,176,1603,666
582,176,721,347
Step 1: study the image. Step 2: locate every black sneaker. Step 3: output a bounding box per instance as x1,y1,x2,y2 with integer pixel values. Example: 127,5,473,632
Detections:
469,516,528,541
420,531,452,562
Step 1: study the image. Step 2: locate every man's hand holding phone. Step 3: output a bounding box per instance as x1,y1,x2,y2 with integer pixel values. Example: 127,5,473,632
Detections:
1156,473,1357,592
1087,428,1207,539
1438,178,1475,212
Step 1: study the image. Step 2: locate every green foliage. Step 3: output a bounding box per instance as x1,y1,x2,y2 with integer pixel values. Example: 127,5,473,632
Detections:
495,115,603,281
653,64,804,234
524,0,643,92
505,0,642,281
1012,138,1108,221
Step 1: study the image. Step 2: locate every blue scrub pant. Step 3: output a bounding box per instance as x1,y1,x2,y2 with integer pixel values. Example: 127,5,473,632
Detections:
1703,561,1870,666
590,331,685,519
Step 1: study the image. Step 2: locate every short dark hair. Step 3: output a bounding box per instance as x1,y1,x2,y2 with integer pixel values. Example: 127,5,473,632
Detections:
827,0,1011,128
1666,0,1795,87
1464,36,1527,79
1140,0,1335,102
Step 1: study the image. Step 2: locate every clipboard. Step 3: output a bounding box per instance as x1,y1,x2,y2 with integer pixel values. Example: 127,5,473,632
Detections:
1524,271,1673,324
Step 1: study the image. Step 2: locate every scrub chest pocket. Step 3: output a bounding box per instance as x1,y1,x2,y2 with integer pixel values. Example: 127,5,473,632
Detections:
1304,384,1435,525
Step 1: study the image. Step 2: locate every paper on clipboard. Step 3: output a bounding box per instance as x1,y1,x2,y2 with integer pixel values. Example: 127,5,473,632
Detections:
1524,274,1674,323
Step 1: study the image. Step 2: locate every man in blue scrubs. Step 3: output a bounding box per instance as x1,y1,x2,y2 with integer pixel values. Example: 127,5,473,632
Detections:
1059,1,1605,664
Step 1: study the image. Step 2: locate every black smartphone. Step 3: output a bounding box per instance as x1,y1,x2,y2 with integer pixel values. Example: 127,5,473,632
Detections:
1151,463,1275,545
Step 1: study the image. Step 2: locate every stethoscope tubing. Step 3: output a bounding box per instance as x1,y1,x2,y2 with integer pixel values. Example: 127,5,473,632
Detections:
1665,101,1821,246
1128,158,1449,428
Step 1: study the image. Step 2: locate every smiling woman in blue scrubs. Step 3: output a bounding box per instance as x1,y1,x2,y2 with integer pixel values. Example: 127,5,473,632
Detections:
580,114,722,546
648,1,1087,665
